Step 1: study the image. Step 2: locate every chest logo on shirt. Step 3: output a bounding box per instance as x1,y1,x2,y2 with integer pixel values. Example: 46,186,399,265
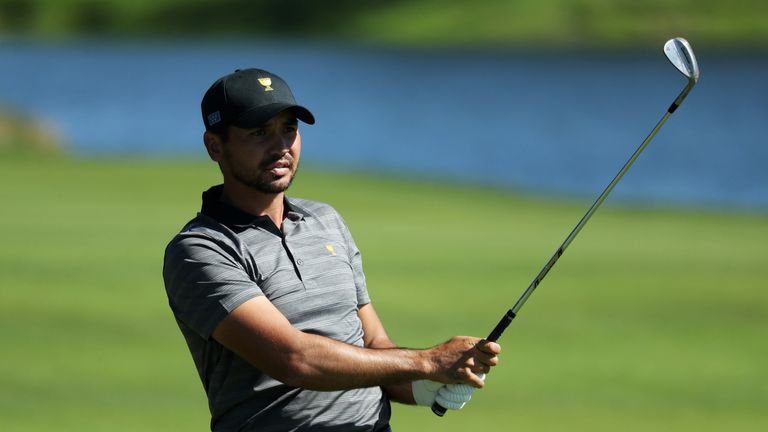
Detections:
325,244,337,256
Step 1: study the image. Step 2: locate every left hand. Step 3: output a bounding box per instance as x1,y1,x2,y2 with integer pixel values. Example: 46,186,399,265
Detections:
412,374,486,410
412,380,444,406
435,373,485,410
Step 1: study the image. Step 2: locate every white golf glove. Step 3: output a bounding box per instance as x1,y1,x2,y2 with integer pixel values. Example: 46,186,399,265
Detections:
412,380,444,406
411,373,486,410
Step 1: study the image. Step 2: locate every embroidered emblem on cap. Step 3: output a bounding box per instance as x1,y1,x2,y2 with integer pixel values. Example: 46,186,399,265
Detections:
207,111,221,125
258,77,274,91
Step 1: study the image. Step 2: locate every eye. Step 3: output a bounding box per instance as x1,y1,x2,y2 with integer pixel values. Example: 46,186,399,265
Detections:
283,124,298,134
249,128,266,137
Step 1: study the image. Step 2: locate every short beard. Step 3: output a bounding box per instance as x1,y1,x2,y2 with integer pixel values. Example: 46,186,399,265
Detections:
228,154,299,195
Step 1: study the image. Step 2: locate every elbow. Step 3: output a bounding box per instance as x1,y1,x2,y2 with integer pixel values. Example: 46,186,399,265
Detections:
268,349,317,389
278,358,307,388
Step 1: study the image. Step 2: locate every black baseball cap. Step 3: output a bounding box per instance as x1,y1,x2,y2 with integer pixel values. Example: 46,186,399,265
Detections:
201,68,315,131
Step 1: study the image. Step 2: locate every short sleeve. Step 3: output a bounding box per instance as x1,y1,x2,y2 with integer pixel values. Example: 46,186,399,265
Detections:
163,232,263,339
333,211,371,306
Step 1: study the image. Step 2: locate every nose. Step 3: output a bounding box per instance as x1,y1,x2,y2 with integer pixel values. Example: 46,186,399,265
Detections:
277,133,294,150
266,130,294,152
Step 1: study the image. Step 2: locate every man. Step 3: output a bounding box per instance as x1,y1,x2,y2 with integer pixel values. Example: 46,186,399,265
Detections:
163,68,501,431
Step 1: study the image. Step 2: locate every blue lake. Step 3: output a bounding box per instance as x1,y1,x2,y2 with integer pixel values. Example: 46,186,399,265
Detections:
2,40,766,211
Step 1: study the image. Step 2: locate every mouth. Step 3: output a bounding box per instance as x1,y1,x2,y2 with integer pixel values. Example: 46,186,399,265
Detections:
264,157,293,177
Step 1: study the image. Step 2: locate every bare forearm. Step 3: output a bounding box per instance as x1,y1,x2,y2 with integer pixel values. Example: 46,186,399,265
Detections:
357,310,417,404
276,332,430,391
382,381,417,404
213,298,499,393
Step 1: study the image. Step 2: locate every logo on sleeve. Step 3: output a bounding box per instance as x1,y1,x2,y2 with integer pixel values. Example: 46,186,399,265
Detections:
325,244,337,256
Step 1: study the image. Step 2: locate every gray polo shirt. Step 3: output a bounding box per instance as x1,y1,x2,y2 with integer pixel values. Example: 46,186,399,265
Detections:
163,185,390,431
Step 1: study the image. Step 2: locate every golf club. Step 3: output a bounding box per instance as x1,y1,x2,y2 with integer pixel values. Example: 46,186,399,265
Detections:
433,37,700,417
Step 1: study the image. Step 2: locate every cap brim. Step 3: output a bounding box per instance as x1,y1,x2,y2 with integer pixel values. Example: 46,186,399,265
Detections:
233,103,315,128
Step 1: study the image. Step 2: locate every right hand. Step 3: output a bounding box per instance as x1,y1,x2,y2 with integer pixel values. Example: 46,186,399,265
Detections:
427,336,501,388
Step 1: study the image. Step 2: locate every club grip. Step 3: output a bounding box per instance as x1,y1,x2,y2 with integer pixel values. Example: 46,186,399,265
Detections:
431,402,448,416
486,309,516,342
431,310,517,417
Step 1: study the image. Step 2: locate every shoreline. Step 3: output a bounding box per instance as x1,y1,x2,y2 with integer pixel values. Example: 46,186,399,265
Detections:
0,105,65,157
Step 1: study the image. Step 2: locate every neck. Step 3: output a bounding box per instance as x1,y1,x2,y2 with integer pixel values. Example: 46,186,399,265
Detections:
221,181,285,229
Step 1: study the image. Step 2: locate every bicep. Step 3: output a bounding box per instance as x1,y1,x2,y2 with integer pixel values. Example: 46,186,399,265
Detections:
212,296,304,378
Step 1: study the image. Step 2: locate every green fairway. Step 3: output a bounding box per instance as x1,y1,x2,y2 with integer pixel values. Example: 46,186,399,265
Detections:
1,157,766,431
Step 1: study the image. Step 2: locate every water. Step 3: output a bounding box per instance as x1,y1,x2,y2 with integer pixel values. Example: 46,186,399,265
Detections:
2,40,766,211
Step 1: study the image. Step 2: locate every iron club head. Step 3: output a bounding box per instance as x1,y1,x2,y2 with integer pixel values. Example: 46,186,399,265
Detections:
664,37,700,84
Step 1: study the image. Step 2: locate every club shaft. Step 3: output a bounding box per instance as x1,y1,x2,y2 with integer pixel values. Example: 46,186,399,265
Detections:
433,81,696,418
482,109,674,344
498,82,693,329
512,112,672,318
431,107,673,418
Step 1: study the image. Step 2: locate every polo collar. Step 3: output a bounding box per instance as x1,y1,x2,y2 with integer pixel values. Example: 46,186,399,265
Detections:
200,185,306,231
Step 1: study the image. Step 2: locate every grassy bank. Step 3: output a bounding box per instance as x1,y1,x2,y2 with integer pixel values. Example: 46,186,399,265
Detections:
0,157,766,431
0,107,65,159
2,0,768,49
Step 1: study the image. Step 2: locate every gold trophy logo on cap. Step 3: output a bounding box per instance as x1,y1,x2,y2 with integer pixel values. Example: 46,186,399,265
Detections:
258,77,274,91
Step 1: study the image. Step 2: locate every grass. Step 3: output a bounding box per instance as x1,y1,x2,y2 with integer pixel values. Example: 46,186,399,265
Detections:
2,0,768,49
0,157,766,431
345,0,768,50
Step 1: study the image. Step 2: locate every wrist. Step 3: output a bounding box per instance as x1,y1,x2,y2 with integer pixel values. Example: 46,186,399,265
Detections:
412,347,437,381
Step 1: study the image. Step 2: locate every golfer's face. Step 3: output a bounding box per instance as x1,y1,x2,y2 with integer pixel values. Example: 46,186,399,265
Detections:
222,110,302,194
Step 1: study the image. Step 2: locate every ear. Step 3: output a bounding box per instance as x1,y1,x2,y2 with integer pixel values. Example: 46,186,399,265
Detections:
203,131,223,162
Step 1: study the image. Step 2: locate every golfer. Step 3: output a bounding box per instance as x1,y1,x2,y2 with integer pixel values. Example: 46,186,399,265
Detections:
163,68,501,431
